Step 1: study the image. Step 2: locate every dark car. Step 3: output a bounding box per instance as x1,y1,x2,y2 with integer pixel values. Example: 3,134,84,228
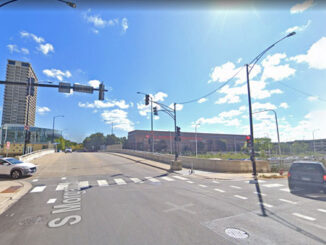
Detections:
288,161,326,193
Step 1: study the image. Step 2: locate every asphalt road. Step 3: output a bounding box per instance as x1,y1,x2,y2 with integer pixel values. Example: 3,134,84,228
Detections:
0,152,325,245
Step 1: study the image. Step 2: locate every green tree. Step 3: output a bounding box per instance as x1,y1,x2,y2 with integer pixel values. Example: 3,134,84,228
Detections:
83,133,106,151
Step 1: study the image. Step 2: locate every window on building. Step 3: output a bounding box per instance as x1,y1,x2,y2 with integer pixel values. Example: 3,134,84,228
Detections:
8,60,15,65
21,62,29,67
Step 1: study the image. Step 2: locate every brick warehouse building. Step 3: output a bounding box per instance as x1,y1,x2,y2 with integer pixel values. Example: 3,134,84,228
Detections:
126,130,247,154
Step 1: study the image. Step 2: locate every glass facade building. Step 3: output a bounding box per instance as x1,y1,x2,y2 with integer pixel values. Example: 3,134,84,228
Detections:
0,124,61,145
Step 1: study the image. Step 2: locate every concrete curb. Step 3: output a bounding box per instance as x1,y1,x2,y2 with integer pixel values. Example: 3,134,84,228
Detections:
0,180,32,216
109,152,170,172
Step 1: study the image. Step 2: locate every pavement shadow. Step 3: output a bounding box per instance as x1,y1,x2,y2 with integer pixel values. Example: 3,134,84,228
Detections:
265,209,326,244
291,188,326,202
0,174,30,181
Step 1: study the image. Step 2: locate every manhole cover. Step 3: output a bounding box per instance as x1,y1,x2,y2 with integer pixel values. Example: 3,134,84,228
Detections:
225,228,249,239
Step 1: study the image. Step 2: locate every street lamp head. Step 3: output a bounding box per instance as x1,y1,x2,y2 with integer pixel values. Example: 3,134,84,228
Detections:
287,32,296,37
66,2,76,8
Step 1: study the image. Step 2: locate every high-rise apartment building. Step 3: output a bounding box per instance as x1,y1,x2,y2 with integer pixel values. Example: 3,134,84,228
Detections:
1,60,38,126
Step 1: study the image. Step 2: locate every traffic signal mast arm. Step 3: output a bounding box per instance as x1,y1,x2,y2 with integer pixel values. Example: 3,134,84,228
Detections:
0,80,108,100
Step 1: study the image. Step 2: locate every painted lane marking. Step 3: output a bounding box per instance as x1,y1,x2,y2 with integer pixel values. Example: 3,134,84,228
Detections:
199,184,208,188
234,195,248,200
78,181,89,189
145,177,160,182
279,199,297,205
258,202,273,208
61,177,67,180
97,180,108,186
47,198,57,204
186,181,194,184
212,180,220,184
280,188,290,192
230,185,242,189
114,178,127,185
254,192,266,196
317,209,326,213
172,176,188,181
292,213,316,221
161,176,174,182
130,178,142,183
245,180,266,183
214,188,225,193
56,183,69,191
30,186,46,193
262,183,284,188
32,179,38,182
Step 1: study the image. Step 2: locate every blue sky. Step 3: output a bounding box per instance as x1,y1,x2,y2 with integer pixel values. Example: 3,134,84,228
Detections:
1,0,326,143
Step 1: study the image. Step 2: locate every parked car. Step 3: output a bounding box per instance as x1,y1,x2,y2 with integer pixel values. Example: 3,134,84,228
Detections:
288,161,326,193
65,148,72,153
0,157,37,179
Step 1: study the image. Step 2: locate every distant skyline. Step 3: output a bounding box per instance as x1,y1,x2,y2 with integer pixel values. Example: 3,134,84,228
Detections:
1,0,326,143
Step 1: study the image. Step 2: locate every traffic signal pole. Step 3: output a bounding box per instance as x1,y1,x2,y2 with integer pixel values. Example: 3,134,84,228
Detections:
150,99,154,153
174,103,178,161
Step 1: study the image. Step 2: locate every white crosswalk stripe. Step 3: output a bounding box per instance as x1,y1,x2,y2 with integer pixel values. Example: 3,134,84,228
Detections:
212,180,219,184
254,192,267,196
172,176,188,180
280,188,290,192
214,188,225,193
114,178,126,185
186,181,194,184
161,176,174,182
56,183,69,191
30,186,46,193
97,180,108,186
279,199,297,205
78,181,89,189
262,183,284,188
317,209,326,213
47,198,56,204
260,202,273,208
199,184,207,188
145,177,160,182
32,179,38,182
61,177,67,180
292,213,316,221
230,185,242,189
234,195,248,200
130,178,142,183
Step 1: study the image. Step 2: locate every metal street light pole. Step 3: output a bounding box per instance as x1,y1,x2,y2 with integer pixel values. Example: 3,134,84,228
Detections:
312,129,320,156
245,32,296,217
52,115,64,144
253,109,282,170
195,123,200,158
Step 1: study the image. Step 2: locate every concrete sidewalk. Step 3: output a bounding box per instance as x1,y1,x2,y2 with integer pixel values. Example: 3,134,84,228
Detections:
110,152,286,180
0,180,32,215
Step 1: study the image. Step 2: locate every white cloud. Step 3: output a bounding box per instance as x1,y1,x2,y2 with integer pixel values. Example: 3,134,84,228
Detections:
279,102,289,109
83,10,128,34
285,20,311,34
290,0,314,14
209,61,261,85
261,53,296,81
38,43,54,55
307,96,318,101
237,58,242,63
101,109,134,132
121,18,128,33
7,44,29,54
194,106,246,127
36,106,50,115
252,102,277,111
153,92,168,102
290,37,326,70
79,99,130,109
20,31,45,43
198,98,207,103
88,80,101,88
169,103,183,111
21,48,29,54
43,68,72,81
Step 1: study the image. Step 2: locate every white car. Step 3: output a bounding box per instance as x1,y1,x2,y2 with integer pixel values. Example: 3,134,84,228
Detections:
0,157,37,179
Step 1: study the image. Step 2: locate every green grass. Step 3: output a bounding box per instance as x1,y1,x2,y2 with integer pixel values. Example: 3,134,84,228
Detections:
196,152,250,160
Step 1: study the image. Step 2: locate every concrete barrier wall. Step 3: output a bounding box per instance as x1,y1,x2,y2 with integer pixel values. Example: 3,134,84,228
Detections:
109,149,270,173
19,149,55,162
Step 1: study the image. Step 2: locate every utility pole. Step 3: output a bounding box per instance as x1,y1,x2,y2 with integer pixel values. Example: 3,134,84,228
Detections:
52,115,64,143
111,122,114,135
174,103,178,161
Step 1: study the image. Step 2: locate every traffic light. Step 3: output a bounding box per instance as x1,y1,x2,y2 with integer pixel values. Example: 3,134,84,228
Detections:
246,135,251,147
99,83,105,101
176,126,181,136
145,94,150,105
153,107,158,115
